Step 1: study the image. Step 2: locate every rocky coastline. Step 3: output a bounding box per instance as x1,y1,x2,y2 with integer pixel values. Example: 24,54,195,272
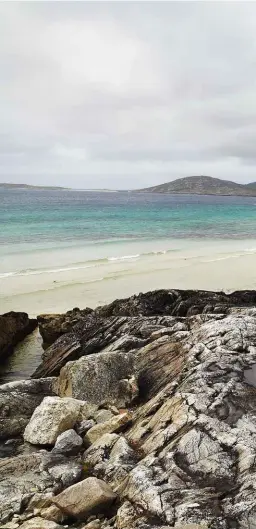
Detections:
1,289,256,529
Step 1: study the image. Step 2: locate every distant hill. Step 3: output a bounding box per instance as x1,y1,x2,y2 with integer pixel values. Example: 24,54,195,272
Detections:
246,181,256,190
0,183,68,190
138,175,256,196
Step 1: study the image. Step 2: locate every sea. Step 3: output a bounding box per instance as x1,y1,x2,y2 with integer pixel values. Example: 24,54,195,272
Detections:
1,188,256,383
1,189,256,294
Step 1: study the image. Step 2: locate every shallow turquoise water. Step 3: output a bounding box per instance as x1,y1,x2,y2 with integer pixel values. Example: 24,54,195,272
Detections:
0,188,256,276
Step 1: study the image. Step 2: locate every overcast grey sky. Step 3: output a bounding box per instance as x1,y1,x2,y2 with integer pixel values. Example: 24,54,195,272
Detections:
1,2,256,189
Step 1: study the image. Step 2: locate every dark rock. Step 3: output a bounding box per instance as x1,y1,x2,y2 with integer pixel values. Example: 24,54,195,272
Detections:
0,312,37,359
53,429,83,455
37,307,93,346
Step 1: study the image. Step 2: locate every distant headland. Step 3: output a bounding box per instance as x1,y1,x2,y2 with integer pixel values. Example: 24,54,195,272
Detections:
138,175,256,196
0,183,68,190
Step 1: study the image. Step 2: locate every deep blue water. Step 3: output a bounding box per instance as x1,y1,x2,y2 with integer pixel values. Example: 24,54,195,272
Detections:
1,189,256,248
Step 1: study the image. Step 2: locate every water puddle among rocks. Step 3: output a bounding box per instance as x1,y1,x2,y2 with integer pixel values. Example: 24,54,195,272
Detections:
0,328,44,384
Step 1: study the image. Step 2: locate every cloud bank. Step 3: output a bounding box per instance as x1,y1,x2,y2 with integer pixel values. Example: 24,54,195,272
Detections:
1,2,256,188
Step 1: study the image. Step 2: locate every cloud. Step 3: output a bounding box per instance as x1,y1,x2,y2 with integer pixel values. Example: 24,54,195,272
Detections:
1,2,256,188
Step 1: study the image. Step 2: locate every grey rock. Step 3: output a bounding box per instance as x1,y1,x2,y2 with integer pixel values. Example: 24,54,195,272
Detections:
75,419,96,436
84,434,137,489
0,450,82,523
53,429,83,455
57,351,136,407
0,378,57,440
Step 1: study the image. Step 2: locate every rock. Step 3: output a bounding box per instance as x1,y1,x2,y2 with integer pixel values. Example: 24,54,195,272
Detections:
94,409,114,424
57,351,136,407
83,433,120,468
96,289,256,317
19,517,63,528
52,477,117,520
0,311,37,358
40,505,66,523
75,419,96,436
82,521,101,529
84,434,137,489
26,492,53,512
0,378,57,440
0,522,20,529
32,310,182,379
0,451,81,522
37,307,93,346
85,413,131,445
53,429,82,455
4,290,256,527
23,396,91,445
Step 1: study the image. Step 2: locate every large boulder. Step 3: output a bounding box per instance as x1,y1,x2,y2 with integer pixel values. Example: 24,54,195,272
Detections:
0,378,57,439
23,396,91,445
56,351,136,407
0,311,37,359
52,477,117,520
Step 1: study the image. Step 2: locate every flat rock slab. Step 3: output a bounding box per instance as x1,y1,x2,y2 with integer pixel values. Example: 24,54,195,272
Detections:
52,477,117,520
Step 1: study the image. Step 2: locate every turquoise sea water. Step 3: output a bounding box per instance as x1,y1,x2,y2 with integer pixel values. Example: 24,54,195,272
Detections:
0,188,256,277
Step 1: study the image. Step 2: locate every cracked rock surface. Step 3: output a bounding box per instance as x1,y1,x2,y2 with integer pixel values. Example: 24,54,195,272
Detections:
1,290,256,529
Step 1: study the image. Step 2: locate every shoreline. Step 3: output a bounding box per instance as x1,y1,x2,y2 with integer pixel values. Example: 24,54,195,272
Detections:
1,237,256,317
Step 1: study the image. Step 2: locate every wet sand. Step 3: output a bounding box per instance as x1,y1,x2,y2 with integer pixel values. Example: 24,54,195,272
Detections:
1,239,256,317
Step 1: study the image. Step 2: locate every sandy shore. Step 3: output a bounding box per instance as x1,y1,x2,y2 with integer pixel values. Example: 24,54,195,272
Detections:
1,238,256,317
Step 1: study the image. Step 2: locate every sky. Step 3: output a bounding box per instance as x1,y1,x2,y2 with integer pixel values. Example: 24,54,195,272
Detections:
1,2,256,189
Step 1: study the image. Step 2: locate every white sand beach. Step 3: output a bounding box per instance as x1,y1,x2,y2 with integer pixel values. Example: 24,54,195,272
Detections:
1,238,256,317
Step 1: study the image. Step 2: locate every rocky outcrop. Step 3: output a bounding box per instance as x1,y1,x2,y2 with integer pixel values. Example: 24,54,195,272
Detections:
3,290,256,528
0,378,57,439
33,289,256,379
0,312,37,359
